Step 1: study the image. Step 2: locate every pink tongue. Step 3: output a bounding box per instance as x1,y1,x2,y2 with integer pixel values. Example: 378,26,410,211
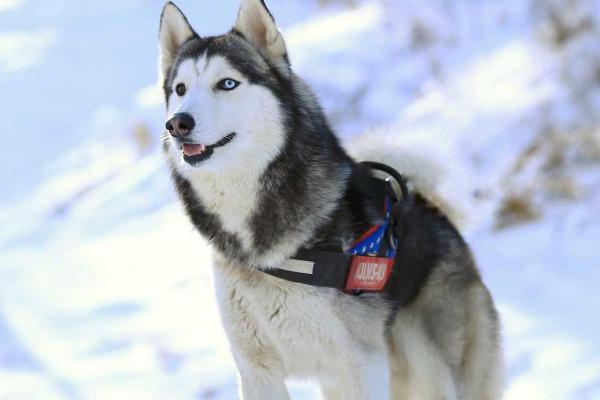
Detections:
183,144,203,156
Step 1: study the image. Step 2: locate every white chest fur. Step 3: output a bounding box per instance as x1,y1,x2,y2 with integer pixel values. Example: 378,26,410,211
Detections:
212,256,390,380
188,168,260,252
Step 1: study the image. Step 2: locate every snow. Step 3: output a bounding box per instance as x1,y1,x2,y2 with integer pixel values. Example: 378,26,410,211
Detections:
1,0,600,399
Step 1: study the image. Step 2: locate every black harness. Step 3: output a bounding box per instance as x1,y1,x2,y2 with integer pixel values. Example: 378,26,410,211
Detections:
263,162,413,297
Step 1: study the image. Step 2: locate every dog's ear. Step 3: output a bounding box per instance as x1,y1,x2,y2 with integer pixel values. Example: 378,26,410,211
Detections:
234,0,288,67
159,2,197,78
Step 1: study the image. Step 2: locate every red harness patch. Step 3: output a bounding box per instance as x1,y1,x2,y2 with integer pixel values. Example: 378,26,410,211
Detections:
345,255,394,291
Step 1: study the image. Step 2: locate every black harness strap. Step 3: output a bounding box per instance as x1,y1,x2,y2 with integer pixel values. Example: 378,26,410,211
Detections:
262,162,411,294
263,248,352,289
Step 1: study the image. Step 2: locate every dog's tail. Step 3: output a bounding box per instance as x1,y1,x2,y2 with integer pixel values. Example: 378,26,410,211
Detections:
346,128,470,227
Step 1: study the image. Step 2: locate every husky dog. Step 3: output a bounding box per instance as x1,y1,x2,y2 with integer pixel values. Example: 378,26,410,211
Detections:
158,1,503,399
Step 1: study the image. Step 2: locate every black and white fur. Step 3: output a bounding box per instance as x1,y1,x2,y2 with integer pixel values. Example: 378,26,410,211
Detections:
159,1,503,398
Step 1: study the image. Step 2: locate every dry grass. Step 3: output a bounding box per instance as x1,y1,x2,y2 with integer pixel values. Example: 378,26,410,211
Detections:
495,126,598,228
410,20,437,49
533,0,595,48
576,128,600,163
495,193,542,230
131,122,152,155
543,175,581,200
508,132,544,176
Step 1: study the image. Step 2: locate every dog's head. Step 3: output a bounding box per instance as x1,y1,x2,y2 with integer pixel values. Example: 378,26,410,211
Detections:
159,0,291,176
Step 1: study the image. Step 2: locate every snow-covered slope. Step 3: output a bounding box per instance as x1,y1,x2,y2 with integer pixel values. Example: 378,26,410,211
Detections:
1,0,599,399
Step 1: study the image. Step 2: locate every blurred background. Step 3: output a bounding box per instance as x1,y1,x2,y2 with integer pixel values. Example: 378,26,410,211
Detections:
1,0,599,398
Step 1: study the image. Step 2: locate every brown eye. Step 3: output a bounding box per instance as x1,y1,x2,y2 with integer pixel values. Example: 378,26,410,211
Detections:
175,83,186,96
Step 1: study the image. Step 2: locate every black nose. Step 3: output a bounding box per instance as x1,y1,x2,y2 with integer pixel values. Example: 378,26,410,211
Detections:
165,112,195,138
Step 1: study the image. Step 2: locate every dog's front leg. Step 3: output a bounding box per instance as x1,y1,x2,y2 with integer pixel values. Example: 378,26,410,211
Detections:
220,316,290,400
225,320,290,400
237,365,290,400
214,261,290,399
320,352,390,400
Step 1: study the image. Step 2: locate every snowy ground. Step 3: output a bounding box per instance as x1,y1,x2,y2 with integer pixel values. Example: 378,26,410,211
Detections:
1,0,599,399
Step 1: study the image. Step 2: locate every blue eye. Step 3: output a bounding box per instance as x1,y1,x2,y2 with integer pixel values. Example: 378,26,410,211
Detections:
217,78,240,91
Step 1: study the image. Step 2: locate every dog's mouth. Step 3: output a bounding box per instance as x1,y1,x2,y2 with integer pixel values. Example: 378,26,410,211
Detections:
181,133,236,164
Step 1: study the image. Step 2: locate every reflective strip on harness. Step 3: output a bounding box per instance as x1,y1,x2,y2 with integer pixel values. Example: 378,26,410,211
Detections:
279,258,315,275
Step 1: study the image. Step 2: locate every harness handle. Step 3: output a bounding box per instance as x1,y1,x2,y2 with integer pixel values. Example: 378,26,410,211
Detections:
360,161,411,203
